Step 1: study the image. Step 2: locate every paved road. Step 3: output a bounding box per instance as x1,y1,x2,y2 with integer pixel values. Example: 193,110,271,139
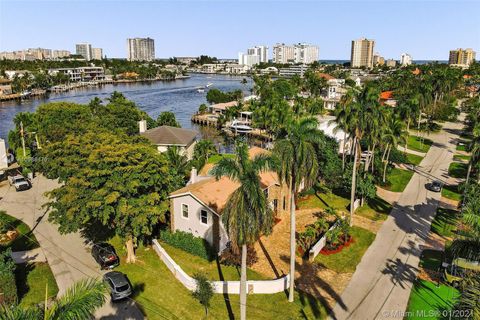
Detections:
329,116,464,320
0,175,144,319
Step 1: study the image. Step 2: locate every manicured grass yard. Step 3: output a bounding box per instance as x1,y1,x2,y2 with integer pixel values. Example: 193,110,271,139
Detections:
383,168,414,193
405,280,459,320
160,241,265,281
448,162,468,179
431,208,459,238
441,184,462,202
356,196,392,221
314,226,375,273
112,240,328,319
15,262,58,307
0,211,39,252
404,135,433,153
406,153,424,166
207,153,235,164
453,154,470,162
455,140,469,152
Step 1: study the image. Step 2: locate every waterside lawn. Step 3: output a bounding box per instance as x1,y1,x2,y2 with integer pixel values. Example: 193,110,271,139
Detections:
112,239,328,319
314,226,375,273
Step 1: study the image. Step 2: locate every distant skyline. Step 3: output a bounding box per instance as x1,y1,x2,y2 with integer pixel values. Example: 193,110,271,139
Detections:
0,0,479,60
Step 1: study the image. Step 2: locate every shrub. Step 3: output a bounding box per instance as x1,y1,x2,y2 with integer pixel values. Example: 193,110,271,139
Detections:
296,217,329,253
0,248,17,306
0,214,11,234
192,273,214,316
159,230,216,261
219,242,258,267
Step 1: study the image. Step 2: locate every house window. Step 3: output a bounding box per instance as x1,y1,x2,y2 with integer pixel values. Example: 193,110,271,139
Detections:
283,196,286,210
182,204,189,218
264,188,269,199
200,210,208,225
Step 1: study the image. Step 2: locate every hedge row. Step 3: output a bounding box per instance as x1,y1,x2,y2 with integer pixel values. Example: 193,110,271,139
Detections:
0,249,17,306
159,230,216,261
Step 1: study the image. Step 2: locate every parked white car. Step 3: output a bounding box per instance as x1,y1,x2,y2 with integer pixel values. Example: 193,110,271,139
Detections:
8,174,31,191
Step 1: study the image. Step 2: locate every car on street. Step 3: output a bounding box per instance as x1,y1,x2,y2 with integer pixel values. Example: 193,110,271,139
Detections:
92,243,120,270
426,180,442,192
8,174,31,191
104,271,133,301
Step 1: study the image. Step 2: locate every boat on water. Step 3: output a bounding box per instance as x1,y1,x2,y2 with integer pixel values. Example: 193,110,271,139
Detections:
206,82,213,88
197,88,205,93
20,91,31,99
229,119,252,133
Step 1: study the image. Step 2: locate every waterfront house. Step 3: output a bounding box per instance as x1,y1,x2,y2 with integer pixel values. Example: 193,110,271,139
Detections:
139,121,197,160
48,67,105,82
169,147,290,252
209,101,239,115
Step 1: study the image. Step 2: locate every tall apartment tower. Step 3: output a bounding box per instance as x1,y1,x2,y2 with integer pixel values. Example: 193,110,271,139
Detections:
400,53,413,66
350,38,375,68
76,43,92,61
247,46,268,63
449,48,476,67
127,38,155,61
92,48,103,60
272,43,295,64
293,43,319,64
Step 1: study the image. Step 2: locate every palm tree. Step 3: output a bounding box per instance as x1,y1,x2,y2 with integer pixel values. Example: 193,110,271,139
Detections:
382,113,408,182
210,142,274,320
193,139,218,170
273,117,323,302
0,279,107,320
466,124,480,184
166,146,190,179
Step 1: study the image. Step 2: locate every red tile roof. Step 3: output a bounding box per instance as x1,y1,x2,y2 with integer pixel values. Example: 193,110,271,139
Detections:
380,91,394,100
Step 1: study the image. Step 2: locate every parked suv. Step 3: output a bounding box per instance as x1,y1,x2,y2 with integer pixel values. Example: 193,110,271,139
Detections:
91,243,119,270
8,174,31,191
104,271,132,301
426,180,442,192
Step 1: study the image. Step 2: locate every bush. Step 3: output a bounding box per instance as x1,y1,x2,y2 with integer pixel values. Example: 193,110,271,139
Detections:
219,242,258,267
159,230,216,261
297,218,329,254
0,248,17,306
0,214,11,234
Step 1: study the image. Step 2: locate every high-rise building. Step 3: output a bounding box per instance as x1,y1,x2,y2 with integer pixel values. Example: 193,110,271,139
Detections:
238,52,260,67
400,53,413,66
293,43,319,64
127,38,155,61
350,38,375,68
52,50,71,59
272,43,295,64
247,46,268,63
449,48,476,67
386,59,397,68
373,53,385,66
76,43,92,60
92,48,103,60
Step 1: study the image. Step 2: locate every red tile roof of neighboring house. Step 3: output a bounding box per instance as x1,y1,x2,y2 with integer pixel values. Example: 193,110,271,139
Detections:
412,68,421,75
316,73,335,80
380,91,394,100
463,74,472,79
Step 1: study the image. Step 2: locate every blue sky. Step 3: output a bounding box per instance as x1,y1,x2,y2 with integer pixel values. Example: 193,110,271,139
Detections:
0,0,479,60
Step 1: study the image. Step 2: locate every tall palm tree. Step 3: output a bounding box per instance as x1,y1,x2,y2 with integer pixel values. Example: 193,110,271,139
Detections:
466,124,480,184
211,142,274,320
273,117,323,302
381,113,408,182
193,139,218,170
0,279,107,320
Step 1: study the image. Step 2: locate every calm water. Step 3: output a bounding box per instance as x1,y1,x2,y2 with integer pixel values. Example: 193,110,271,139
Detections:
0,74,252,152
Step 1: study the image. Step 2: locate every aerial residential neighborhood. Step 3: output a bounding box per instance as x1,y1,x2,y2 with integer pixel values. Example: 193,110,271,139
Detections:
0,1,479,320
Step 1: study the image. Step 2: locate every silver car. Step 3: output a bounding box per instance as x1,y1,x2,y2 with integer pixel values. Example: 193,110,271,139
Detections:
103,271,132,301
427,180,442,192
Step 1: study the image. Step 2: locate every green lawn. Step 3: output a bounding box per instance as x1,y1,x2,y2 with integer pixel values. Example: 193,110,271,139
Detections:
406,153,424,166
431,208,459,238
453,154,470,162
383,168,414,192
455,140,469,152
419,249,444,271
441,184,462,202
405,280,459,320
112,239,328,319
448,162,468,179
160,241,265,281
356,196,392,221
314,226,375,273
298,191,392,222
15,262,58,307
403,135,433,153
207,153,235,164
0,211,39,252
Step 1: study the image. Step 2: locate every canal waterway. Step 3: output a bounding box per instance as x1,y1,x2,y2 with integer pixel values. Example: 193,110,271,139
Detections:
0,74,253,152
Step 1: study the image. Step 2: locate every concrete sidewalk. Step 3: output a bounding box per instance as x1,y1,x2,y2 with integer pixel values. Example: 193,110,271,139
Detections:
11,247,47,264
329,116,464,320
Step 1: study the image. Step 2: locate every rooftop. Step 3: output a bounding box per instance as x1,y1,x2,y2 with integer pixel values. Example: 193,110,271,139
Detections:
209,101,238,111
141,125,197,146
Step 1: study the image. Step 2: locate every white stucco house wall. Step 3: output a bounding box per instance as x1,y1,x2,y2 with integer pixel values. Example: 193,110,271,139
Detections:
317,115,351,154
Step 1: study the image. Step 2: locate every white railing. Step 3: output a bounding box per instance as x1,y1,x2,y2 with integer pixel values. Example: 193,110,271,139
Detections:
152,239,289,294
308,222,339,262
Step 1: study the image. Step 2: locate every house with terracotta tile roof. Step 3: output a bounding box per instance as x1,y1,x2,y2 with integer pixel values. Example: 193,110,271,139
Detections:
380,91,397,107
169,147,290,252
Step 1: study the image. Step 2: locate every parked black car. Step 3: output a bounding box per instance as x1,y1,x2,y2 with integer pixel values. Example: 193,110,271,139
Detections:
92,243,119,270
426,180,443,192
104,271,133,301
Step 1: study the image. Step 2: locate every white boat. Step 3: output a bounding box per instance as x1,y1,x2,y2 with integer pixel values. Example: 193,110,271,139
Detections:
197,88,205,93
229,120,252,133
206,82,213,88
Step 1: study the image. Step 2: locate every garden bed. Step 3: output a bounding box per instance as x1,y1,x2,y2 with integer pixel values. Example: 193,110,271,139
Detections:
320,236,354,255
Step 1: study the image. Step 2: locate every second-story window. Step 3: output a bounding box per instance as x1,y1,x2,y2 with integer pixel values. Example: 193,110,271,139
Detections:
182,204,189,218
200,210,208,224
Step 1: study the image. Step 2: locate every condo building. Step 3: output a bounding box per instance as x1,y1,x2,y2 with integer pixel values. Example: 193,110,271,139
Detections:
449,48,476,67
386,59,397,68
75,43,92,60
127,37,155,61
373,53,385,66
400,53,413,66
272,43,295,64
293,43,319,64
238,45,268,66
1,48,70,60
350,38,375,68
92,48,103,60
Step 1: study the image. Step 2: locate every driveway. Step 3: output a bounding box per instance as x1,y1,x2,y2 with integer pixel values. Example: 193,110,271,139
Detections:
0,175,144,319
329,115,464,320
